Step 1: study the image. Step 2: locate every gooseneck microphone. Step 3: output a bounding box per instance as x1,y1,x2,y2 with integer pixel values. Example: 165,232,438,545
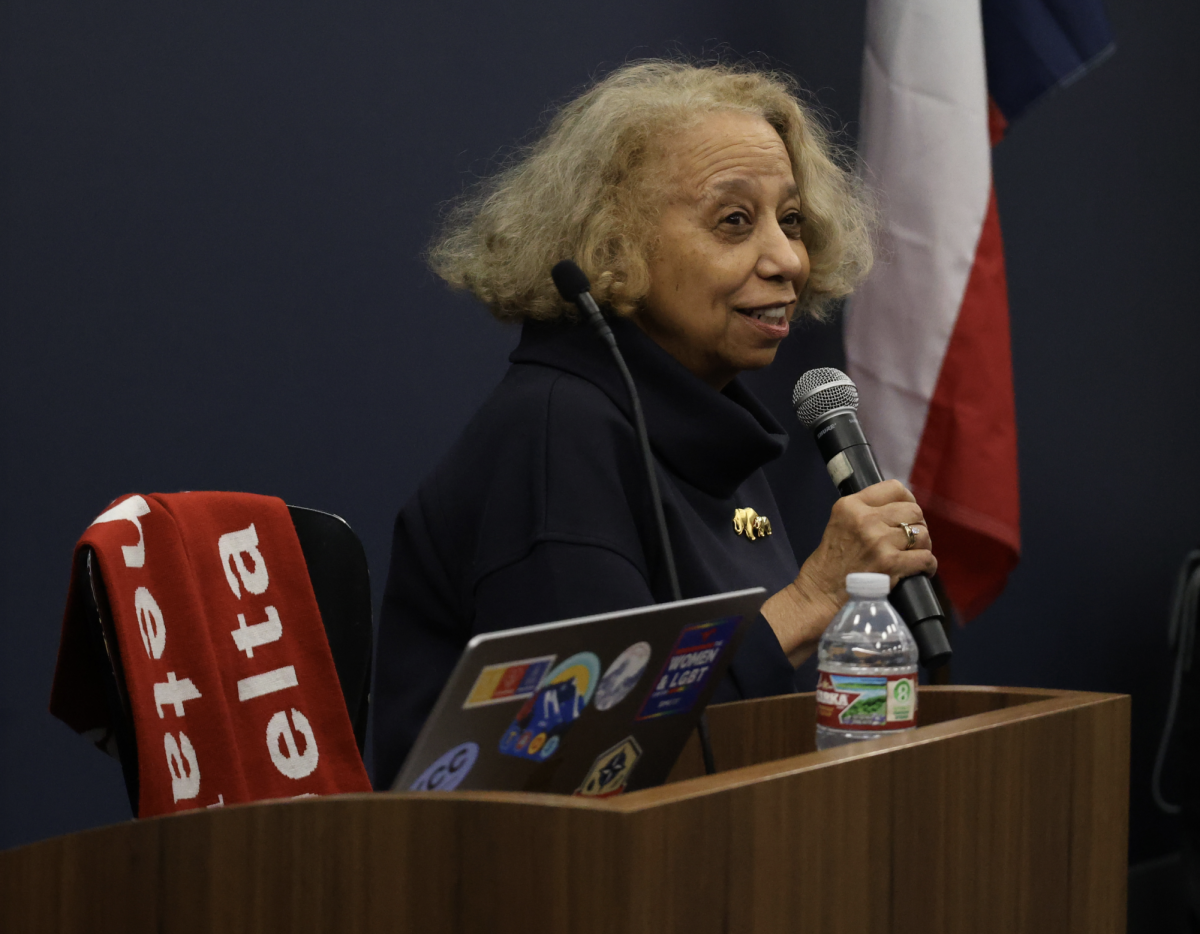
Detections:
550,261,682,604
792,367,953,670
551,261,720,773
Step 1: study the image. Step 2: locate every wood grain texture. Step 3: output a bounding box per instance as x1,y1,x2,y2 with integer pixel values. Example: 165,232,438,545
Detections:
0,687,1128,934
665,684,1066,782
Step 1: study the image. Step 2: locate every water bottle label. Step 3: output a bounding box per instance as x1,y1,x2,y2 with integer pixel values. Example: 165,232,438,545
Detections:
816,670,917,730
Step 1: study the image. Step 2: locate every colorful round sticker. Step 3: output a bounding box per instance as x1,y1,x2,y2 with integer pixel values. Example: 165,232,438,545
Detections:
543,652,602,705
409,742,479,792
594,641,652,711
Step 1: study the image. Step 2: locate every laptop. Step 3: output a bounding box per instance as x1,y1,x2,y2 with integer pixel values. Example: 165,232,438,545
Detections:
392,588,767,797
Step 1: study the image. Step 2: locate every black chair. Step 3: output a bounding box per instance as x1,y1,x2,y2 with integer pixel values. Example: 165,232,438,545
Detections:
79,505,372,813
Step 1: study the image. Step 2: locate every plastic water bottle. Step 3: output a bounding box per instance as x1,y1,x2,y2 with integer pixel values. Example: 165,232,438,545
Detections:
815,572,919,750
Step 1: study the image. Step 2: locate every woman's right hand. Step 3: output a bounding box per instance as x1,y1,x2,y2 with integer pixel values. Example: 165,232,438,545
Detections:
762,480,937,666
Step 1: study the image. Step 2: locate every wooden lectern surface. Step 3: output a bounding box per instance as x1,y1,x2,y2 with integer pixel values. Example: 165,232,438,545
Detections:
0,686,1129,934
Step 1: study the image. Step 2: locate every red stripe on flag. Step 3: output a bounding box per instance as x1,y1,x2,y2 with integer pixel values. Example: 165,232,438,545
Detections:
908,185,1021,621
988,97,1009,145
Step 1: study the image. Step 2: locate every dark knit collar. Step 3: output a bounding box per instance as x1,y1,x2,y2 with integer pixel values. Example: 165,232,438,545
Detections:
510,315,788,499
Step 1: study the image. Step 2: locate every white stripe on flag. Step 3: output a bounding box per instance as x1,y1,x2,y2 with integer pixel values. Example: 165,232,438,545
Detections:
844,0,992,483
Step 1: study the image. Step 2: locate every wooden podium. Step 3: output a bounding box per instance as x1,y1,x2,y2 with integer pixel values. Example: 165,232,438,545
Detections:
1,686,1129,933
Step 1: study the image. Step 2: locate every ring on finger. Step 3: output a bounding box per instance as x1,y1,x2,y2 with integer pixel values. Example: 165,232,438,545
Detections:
898,521,919,550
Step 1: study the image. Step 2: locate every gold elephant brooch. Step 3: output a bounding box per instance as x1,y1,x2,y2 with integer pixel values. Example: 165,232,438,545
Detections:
733,508,772,541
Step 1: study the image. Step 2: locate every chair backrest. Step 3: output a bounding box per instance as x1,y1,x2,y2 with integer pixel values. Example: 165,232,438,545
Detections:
287,506,373,751
79,504,372,813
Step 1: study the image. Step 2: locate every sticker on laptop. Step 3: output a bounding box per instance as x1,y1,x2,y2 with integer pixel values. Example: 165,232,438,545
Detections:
498,652,600,762
462,655,557,709
636,617,740,720
409,742,479,792
575,735,643,798
594,641,653,711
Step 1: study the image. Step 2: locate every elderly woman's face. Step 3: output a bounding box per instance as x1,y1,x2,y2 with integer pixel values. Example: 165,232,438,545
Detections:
636,111,810,390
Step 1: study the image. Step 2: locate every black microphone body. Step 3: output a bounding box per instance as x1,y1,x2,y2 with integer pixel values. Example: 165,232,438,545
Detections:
815,411,950,668
795,371,952,670
812,411,880,493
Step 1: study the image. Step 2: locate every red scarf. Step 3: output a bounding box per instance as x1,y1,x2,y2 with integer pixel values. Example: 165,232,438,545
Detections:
51,492,371,816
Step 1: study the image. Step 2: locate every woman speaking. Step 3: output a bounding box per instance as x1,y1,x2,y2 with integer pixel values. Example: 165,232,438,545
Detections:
372,60,937,789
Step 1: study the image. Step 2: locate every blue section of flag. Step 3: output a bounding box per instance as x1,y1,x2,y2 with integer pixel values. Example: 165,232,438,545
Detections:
983,0,1115,122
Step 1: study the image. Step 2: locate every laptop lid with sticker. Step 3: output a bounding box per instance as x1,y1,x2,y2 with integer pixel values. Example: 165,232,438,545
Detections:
392,588,767,797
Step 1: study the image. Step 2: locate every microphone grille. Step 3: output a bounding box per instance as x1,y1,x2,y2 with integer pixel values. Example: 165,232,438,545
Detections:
551,260,592,302
792,367,859,428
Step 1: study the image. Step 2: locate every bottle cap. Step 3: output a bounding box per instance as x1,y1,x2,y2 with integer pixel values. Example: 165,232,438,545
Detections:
846,572,890,598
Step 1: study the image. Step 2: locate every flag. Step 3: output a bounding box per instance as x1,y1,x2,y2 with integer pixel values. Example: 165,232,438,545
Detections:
844,0,1114,620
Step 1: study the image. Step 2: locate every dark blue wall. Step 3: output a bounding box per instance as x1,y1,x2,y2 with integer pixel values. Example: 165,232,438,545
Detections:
952,0,1200,862
2,0,1197,864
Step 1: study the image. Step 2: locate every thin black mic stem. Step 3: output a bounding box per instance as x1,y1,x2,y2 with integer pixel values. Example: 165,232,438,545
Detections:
577,293,714,774
607,348,682,603
578,294,681,603
696,709,717,775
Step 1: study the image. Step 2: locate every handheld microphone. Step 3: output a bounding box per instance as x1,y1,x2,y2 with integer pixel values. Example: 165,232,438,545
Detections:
792,367,952,670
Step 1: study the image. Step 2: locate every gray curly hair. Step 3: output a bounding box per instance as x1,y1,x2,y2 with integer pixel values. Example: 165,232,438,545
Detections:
427,59,874,322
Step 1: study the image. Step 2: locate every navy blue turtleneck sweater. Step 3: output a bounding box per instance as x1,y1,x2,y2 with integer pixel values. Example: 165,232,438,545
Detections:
372,315,799,789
